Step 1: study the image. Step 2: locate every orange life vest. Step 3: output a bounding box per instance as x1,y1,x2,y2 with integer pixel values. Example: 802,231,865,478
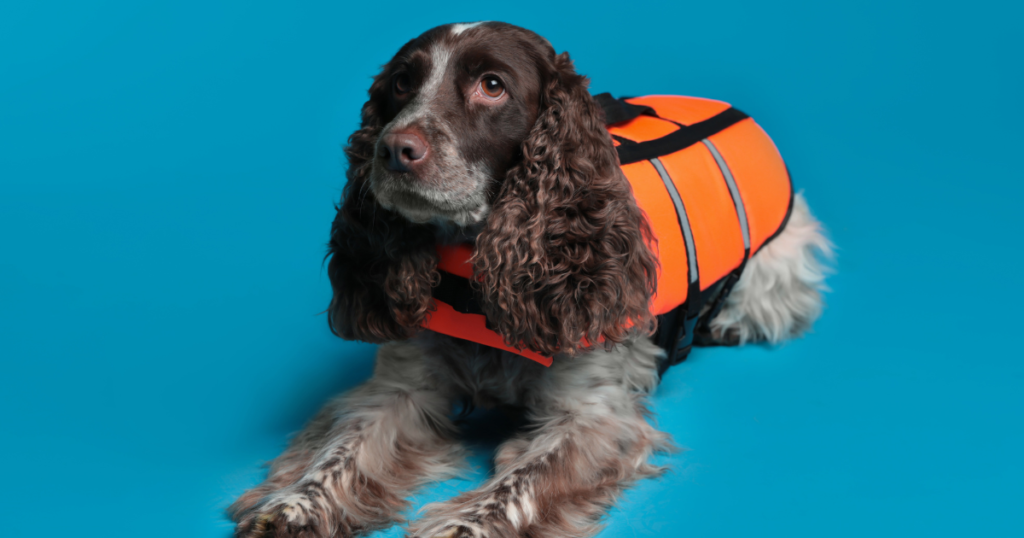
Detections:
424,94,794,370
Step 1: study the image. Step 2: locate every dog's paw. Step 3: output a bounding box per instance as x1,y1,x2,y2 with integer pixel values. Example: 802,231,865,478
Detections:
234,494,326,538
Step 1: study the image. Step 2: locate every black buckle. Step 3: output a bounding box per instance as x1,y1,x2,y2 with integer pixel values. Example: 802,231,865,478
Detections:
657,309,699,376
671,315,699,365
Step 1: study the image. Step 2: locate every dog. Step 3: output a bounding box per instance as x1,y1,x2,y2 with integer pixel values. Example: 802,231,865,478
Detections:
230,21,831,538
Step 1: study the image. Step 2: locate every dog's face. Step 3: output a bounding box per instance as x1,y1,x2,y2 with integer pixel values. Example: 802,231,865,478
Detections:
330,22,658,355
366,22,552,225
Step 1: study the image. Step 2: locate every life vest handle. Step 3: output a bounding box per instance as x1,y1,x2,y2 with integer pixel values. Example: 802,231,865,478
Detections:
592,92,656,125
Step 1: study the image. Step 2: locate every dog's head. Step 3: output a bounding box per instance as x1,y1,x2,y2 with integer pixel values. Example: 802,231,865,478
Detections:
328,22,657,356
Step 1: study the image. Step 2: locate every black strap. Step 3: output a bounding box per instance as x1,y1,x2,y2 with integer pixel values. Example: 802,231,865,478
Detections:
593,92,656,124
617,107,749,165
654,277,727,376
593,93,750,164
436,257,740,372
654,303,687,375
433,271,483,315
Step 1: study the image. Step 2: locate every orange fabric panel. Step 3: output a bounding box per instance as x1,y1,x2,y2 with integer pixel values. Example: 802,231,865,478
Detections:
436,244,474,278
621,160,689,315
658,144,746,289
628,95,731,125
707,119,792,253
424,300,553,366
607,115,679,143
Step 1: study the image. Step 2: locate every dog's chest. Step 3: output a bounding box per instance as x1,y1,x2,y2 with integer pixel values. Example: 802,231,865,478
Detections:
417,332,547,407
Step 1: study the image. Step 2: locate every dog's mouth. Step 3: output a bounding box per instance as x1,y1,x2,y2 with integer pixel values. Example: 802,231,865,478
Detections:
369,166,491,225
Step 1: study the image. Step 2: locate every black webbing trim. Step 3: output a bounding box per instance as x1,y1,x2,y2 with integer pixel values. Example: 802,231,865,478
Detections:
611,134,637,146
655,276,733,375
616,108,750,165
654,303,687,376
433,271,483,315
756,163,796,252
593,92,656,124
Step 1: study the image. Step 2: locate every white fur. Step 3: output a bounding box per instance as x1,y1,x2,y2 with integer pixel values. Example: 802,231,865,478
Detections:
709,192,833,344
388,44,452,133
450,22,487,35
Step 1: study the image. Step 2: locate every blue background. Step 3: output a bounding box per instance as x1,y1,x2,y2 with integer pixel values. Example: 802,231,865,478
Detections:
2,1,1021,536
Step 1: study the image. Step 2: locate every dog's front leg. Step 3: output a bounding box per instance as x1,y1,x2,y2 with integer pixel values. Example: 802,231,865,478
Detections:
232,341,463,538
409,341,673,538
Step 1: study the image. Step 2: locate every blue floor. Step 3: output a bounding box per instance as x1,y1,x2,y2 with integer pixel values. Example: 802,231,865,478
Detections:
2,1,1021,536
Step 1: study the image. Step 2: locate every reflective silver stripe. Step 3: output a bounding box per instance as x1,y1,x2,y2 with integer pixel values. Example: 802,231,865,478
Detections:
701,139,750,253
650,157,698,285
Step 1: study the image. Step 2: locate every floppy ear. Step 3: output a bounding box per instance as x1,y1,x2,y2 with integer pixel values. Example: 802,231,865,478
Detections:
326,70,438,342
473,52,658,357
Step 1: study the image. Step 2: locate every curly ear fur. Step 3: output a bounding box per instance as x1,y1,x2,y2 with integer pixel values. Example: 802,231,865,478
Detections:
327,71,439,342
473,52,659,357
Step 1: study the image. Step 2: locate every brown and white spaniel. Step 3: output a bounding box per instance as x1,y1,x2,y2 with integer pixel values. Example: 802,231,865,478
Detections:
230,21,831,538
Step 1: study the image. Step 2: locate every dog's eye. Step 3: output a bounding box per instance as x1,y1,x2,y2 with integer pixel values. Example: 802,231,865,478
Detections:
479,76,505,99
393,74,411,96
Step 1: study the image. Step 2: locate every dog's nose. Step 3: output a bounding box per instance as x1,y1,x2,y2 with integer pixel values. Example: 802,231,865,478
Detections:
380,131,429,173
